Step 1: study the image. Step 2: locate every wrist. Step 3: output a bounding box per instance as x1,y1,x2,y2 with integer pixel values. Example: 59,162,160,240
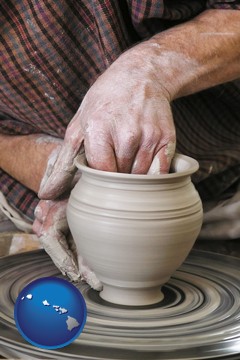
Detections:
117,41,195,101
118,9,240,100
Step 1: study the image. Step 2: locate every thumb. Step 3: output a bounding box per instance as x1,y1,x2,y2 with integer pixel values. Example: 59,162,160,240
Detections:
38,114,84,199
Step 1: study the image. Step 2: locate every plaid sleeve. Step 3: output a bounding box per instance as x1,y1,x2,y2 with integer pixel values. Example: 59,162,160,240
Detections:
207,0,240,9
0,169,39,221
127,0,207,35
0,113,41,135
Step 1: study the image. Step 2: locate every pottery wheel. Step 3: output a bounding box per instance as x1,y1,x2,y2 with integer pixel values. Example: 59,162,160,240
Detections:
0,250,240,359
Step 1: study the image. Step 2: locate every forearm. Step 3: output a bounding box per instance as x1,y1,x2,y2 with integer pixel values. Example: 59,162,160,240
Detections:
119,9,240,100
0,133,62,193
153,9,240,98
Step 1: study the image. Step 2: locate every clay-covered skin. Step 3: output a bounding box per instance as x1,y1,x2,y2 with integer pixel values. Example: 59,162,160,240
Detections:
39,9,240,200
33,197,102,290
67,154,203,306
33,198,79,281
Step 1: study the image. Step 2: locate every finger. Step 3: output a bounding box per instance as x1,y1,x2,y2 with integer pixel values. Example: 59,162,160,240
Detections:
33,201,54,236
32,218,42,237
40,226,80,281
78,254,103,291
33,200,80,281
131,147,156,174
38,113,84,199
34,200,53,223
114,129,141,173
131,124,162,174
84,118,142,173
148,141,176,175
84,134,118,172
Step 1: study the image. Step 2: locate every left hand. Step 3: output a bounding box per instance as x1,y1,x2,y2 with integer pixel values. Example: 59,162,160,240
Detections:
33,198,102,290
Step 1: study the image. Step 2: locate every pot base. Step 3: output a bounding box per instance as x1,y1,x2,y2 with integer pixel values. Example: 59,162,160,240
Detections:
100,284,164,306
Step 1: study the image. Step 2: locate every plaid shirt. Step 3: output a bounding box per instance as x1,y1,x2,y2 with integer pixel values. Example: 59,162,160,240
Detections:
1,0,240,220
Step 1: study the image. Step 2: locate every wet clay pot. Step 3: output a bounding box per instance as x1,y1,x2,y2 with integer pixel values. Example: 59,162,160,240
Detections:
67,154,203,306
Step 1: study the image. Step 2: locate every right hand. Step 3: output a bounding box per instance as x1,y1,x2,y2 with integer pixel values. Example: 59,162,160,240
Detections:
38,43,176,200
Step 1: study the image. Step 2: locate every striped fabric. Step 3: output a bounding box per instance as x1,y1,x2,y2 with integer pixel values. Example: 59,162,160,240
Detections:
172,80,240,200
1,0,240,220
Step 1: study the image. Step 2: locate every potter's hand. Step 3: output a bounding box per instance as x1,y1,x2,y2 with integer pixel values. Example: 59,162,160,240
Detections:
77,53,176,176
33,198,102,290
38,47,176,200
39,9,240,200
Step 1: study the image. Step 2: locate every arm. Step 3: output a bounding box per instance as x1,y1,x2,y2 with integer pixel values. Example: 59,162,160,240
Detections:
137,9,240,99
0,133,87,283
38,9,240,199
0,134,61,193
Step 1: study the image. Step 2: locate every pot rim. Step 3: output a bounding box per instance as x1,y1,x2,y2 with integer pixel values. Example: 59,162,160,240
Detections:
74,153,199,180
